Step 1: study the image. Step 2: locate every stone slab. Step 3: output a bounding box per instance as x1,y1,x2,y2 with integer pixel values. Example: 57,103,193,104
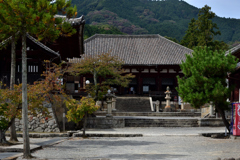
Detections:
0,152,22,160
72,132,143,137
0,144,41,152
230,135,240,139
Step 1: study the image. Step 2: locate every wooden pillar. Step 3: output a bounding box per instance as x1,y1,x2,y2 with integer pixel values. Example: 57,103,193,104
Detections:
156,76,159,91
118,86,122,95
138,77,142,95
159,77,162,91
175,76,178,90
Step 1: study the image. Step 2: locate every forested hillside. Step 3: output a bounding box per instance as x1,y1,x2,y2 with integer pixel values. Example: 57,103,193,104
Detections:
72,0,240,43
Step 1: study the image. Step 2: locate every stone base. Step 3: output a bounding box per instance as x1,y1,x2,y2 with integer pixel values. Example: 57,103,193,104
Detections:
106,114,113,117
230,135,240,139
163,106,174,112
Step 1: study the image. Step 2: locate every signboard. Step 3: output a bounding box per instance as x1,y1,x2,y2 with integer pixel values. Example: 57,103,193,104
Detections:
233,103,240,136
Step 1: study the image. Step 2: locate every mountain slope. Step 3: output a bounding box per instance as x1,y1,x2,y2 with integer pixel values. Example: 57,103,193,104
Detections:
72,0,240,43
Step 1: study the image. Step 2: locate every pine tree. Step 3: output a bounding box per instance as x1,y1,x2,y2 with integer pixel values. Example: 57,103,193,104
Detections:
0,2,21,143
177,47,237,132
0,0,76,158
180,18,198,49
196,5,221,48
180,5,228,51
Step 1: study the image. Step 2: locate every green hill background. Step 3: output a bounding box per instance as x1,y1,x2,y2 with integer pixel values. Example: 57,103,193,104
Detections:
72,0,240,43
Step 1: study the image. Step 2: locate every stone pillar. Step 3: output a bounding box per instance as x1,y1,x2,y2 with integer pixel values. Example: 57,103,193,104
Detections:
156,100,160,112
112,93,116,111
106,96,112,117
210,104,213,116
181,99,184,110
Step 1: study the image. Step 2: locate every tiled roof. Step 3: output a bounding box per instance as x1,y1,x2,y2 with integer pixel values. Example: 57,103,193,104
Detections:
81,34,193,65
0,36,12,47
226,44,240,55
0,34,59,57
26,34,60,57
54,15,85,26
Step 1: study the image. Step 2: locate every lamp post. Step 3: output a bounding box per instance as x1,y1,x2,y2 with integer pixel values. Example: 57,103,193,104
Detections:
86,80,90,85
85,80,91,97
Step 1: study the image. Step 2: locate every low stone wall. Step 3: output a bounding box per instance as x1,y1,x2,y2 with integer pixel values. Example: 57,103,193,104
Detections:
15,103,60,132
198,118,229,127
87,117,125,129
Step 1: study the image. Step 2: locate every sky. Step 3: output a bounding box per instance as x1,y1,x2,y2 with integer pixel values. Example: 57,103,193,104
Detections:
184,0,240,19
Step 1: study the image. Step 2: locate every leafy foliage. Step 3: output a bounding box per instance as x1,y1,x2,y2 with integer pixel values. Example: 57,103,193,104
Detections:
177,47,237,130
65,97,99,124
0,62,67,141
69,53,135,100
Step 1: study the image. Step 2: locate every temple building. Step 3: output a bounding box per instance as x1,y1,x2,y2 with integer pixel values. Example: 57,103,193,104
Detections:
0,16,85,85
227,44,240,102
67,34,193,99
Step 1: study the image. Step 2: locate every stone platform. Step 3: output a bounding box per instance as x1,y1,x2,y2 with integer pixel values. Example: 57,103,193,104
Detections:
95,111,201,117
86,115,226,129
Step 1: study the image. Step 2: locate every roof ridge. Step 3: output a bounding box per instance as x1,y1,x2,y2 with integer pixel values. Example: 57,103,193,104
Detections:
157,34,193,53
226,44,240,55
54,15,85,25
0,36,12,47
84,34,165,44
26,34,60,57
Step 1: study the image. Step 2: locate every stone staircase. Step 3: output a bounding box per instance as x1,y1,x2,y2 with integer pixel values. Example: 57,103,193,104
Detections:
116,97,152,112
125,118,199,127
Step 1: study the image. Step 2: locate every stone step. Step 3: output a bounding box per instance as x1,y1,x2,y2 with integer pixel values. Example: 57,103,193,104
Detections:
125,119,199,127
95,111,201,117
116,97,152,112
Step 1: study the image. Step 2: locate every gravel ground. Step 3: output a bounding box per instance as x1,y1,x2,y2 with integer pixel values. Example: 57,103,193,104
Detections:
16,135,240,160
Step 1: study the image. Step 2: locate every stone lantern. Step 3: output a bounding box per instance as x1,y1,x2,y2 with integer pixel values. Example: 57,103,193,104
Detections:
164,86,172,112
105,89,116,117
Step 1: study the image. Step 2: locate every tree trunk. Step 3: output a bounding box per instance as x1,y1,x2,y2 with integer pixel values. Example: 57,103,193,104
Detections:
215,104,230,132
93,69,98,101
22,31,31,158
0,118,14,145
0,129,9,145
83,112,87,137
9,35,18,142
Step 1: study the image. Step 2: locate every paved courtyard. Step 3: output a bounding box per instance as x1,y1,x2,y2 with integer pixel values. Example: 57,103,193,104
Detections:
14,127,240,160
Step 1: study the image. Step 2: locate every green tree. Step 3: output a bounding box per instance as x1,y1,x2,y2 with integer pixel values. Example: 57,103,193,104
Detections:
69,53,135,101
0,62,67,145
180,18,198,49
180,5,228,51
177,47,237,132
0,1,20,142
196,5,221,47
66,97,99,137
0,0,76,157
